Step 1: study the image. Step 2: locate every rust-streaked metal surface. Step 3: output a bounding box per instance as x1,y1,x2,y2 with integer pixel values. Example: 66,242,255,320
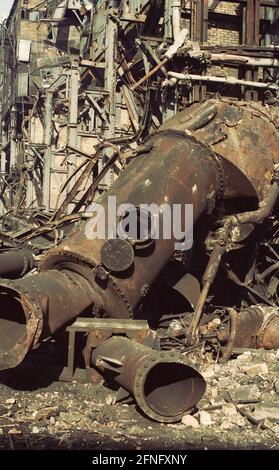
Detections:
0,0,278,428
91,336,206,423
40,101,279,321
172,273,201,310
257,306,279,350
0,248,34,279
160,99,279,200
41,129,221,318
0,270,95,370
222,305,279,358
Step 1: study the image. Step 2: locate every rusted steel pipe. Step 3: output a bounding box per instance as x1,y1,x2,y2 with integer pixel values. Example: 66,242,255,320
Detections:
168,71,279,91
131,58,168,90
221,308,239,363
209,53,279,68
0,249,34,279
236,178,279,225
189,244,226,337
0,270,94,370
131,29,188,90
221,305,279,359
91,336,206,423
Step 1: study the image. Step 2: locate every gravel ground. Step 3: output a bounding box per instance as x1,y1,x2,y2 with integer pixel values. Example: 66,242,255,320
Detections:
0,348,279,450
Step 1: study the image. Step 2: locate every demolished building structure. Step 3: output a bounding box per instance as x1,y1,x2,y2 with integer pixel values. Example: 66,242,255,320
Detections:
0,0,278,423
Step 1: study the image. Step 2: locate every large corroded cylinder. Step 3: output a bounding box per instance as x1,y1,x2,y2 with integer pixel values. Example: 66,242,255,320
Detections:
160,99,279,200
41,130,222,318
40,100,279,319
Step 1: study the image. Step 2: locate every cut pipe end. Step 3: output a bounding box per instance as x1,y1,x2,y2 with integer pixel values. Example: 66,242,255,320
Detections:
0,269,96,371
0,285,40,371
133,352,206,423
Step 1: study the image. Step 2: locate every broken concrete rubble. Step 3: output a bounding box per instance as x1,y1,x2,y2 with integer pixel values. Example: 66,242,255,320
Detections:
198,410,212,426
227,385,261,403
243,363,269,377
250,405,279,422
181,415,200,428
1,347,279,449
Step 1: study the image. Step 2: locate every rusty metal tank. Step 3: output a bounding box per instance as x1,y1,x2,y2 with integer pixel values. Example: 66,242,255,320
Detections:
160,99,279,200
40,99,279,319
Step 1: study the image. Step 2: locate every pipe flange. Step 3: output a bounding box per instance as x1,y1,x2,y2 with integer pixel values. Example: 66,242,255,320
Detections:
101,239,134,273
40,248,96,273
108,277,134,318
256,306,279,349
10,280,44,345
0,280,43,370
208,151,225,201
133,352,206,423
40,248,134,318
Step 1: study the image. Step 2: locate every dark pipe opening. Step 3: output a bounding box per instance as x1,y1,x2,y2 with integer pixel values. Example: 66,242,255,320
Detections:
0,287,29,370
0,290,26,350
143,362,204,417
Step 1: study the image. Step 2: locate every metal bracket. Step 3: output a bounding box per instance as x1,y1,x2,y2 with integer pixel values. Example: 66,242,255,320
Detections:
65,317,151,380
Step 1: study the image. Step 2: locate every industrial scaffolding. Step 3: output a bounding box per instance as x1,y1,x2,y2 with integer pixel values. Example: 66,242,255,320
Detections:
0,0,278,220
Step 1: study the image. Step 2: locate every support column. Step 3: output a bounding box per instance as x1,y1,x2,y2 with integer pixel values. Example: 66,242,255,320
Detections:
43,91,53,212
245,0,260,101
66,61,80,206
192,0,208,102
10,105,17,168
99,13,118,190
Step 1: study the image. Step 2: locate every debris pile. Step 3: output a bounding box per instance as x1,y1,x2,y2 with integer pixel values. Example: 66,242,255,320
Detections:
1,349,279,449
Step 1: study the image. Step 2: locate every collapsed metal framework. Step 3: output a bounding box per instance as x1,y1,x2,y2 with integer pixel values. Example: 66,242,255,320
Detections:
0,0,278,216
0,1,278,423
